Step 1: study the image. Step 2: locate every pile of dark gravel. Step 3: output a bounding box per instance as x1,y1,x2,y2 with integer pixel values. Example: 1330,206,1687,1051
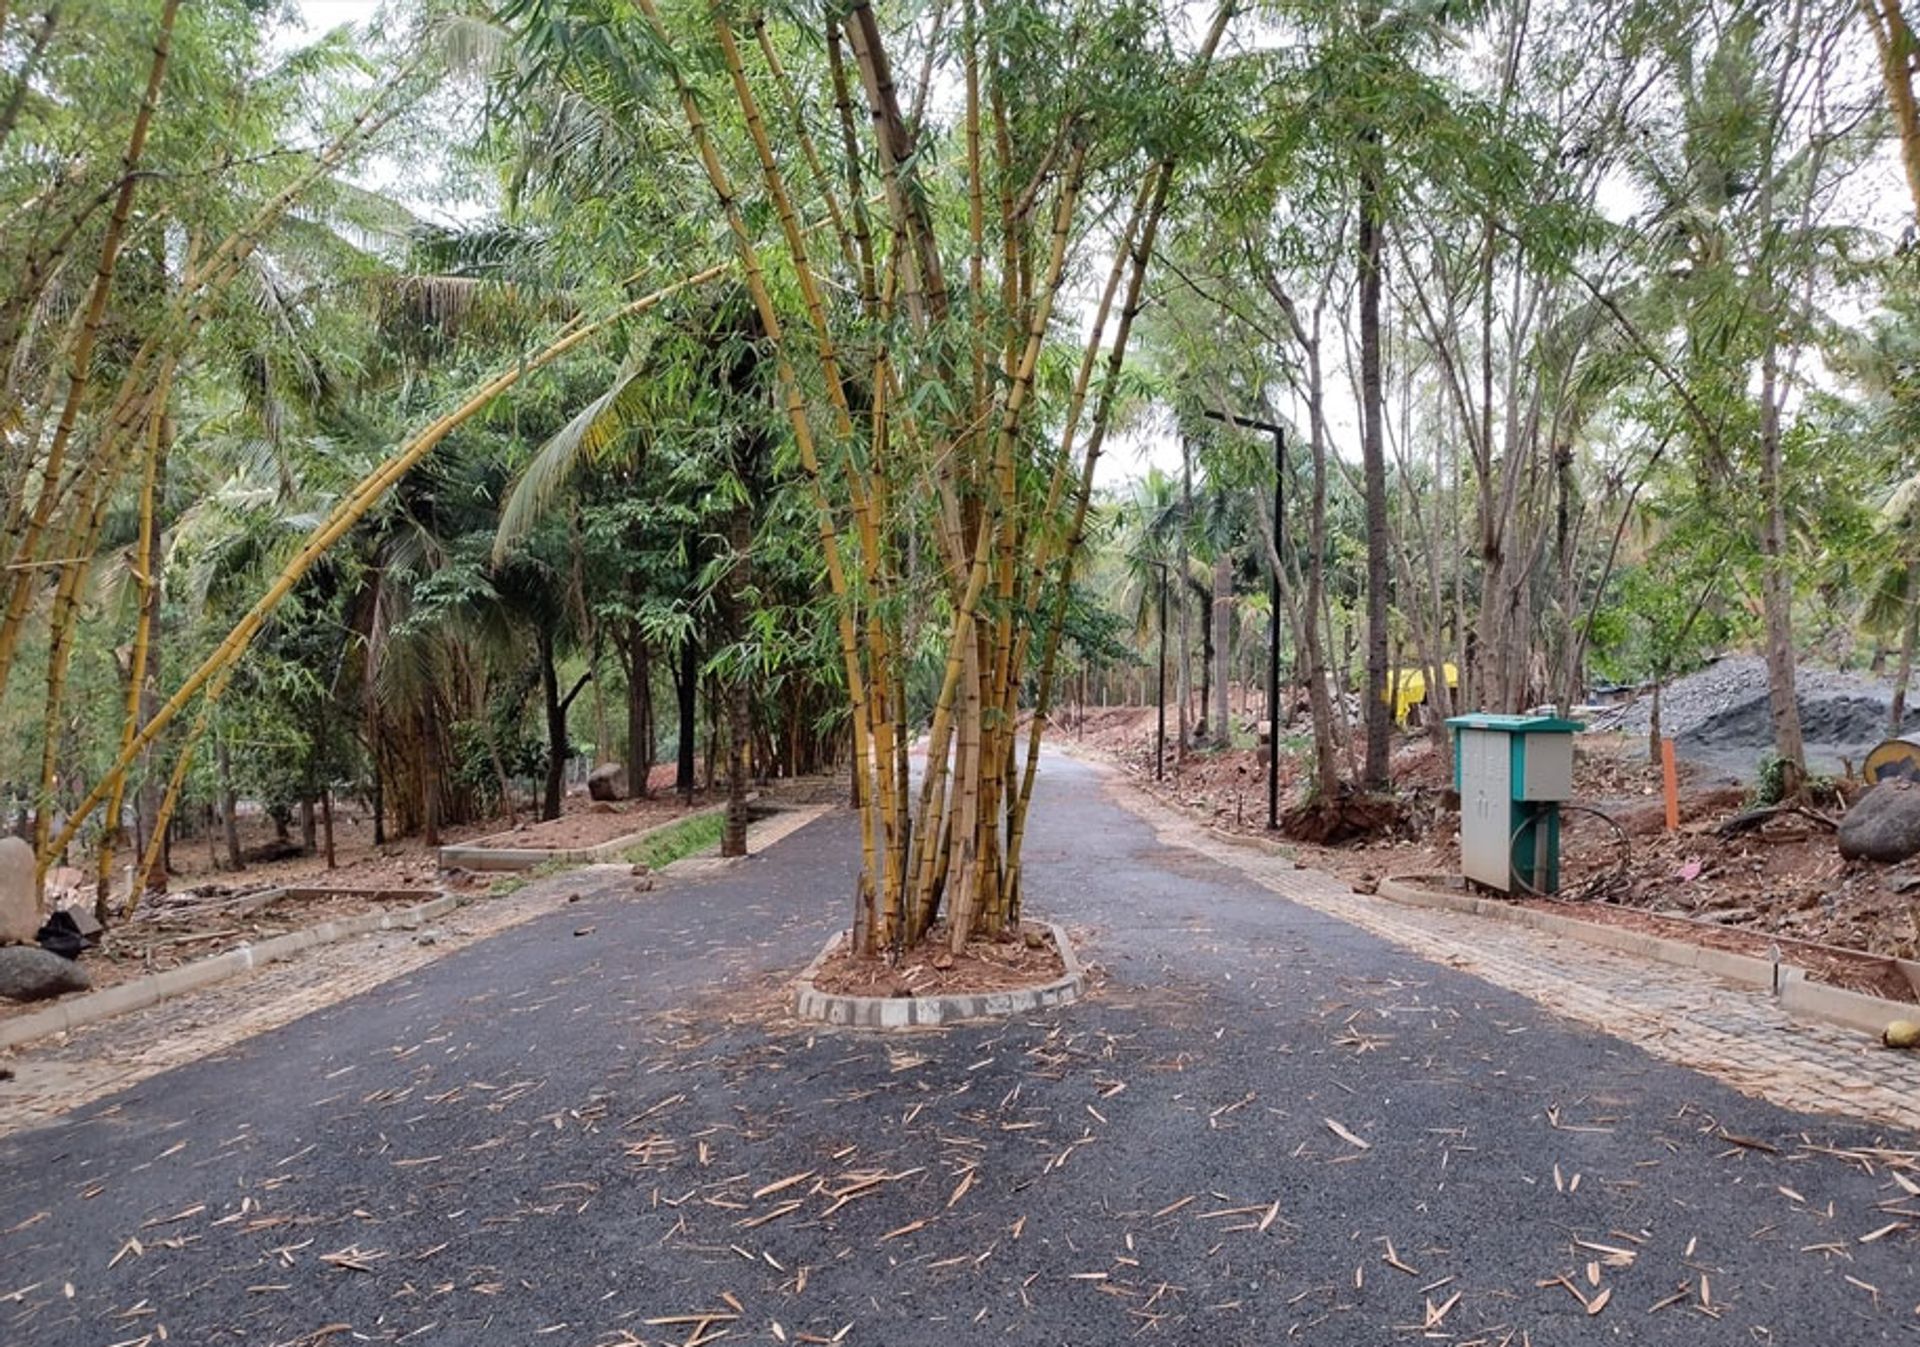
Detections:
1593,654,1920,779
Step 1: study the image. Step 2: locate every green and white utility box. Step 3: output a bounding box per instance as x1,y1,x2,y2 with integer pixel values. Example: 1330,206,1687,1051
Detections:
1447,713,1581,895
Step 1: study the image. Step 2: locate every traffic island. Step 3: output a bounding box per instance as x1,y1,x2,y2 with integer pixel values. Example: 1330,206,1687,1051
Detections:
439,801,733,872
793,920,1086,1028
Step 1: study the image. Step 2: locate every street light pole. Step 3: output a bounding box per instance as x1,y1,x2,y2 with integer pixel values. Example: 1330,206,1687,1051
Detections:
1201,408,1286,829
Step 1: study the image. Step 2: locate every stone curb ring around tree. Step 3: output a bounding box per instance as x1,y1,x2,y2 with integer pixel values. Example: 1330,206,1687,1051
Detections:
792,921,1086,1029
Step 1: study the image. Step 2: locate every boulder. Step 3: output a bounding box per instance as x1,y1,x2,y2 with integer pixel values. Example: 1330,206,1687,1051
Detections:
0,836,37,946
1838,780,1920,863
0,944,90,1002
587,762,628,803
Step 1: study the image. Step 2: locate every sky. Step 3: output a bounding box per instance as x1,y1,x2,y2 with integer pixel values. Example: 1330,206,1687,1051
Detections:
291,0,1913,495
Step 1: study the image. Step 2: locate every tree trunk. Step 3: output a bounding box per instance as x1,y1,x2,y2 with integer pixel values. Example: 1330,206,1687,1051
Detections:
300,797,316,853
421,687,442,850
625,621,654,799
1648,676,1663,767
675,637,698,802
1358,145,1392,791
539,625,567,821
1210,552,1232,749
1893,560,1920,732
721,494,753,858
1176,437,1193,760
1757,328,1805,793
321,787,336,869
218,735,242,871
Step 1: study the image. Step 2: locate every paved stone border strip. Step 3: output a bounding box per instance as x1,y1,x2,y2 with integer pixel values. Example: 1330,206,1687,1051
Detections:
438,800,734,872
0,892,461,1053
1088,762,1920,1132
794,921,1085,1028
1378,877,1920,1039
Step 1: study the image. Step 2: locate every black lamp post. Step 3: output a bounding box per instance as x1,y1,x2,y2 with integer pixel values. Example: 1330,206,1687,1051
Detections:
1201,408,1286,830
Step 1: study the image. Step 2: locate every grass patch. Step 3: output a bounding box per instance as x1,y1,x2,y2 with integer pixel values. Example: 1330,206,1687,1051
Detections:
624,809,725,870
487,856,574,897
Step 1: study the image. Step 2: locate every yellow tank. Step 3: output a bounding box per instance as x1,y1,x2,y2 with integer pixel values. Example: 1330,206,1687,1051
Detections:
1864,733,1920,785
1383,663,1459,724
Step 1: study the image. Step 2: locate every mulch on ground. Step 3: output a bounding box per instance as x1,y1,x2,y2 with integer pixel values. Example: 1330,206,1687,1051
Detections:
473,792,709,851
0,885,443,1023
809,922,1065,998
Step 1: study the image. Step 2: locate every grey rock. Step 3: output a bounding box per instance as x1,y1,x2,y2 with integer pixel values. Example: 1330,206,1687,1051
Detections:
587,763,627,802
1838,780,1920,863
0,944,90,1002
0,836,37,946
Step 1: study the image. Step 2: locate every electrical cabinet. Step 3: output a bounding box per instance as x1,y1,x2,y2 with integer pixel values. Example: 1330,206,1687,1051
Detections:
1448,713,1581,894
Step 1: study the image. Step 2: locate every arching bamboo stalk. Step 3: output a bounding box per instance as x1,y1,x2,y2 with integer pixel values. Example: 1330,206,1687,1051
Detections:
94,366,174,910
129,660,235,917
40,263,728,871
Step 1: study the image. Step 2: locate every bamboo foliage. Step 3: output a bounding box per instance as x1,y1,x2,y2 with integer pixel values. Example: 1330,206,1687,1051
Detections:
601,0,1234,952
40,262,730,874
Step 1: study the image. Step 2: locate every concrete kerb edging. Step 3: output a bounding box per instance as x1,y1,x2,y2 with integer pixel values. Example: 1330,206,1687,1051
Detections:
437,800,733,872
793,921,1086,1029
1376,876,1914,1039
0,892,462,1054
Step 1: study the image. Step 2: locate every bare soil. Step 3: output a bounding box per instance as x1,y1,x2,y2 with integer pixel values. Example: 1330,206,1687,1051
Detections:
1064,698,1920,980
472,791,709,851
1506,896,1918,1004
12,763,726,1021
0,885,438,1025
809,923,1065,998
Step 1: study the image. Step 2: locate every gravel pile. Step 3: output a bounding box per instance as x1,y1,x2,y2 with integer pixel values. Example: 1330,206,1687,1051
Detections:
1593,654,1920,779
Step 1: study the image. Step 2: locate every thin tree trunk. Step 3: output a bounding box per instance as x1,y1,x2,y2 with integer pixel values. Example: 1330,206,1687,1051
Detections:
1758,326,1805,792
1358,143,1392,791
676,636,698,802
218,735,242,871
1211,552,1232,749
1892,559,1919,731
625,620,653,798
1177,437,1193,760
422,687,442,850
539,625,567,821
321,787,336,869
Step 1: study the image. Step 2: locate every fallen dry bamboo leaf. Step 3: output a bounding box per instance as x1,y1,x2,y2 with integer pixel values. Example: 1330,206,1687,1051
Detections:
1587,1286,1612,1316
881,1217,932,1242
1424,1291,1461,1328
948,1172,975,1209
1257,1200,1280,1233
738,1201,801,1230
1324,1118,1371,1150
1647,1281,1693,1313
753,1172,815,1200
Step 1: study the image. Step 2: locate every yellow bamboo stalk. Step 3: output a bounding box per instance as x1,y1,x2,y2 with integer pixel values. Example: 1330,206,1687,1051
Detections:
41,263,727,871
94,365,176,902
0,0,179,684
823,24,880,310
0,50,424,697
842,2,950,324
631,0,885,909
130,660,236,916
1864,0,1920,224
751,17,861,283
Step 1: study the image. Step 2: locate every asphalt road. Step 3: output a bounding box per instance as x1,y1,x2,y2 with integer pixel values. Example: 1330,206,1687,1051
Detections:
3,755,1917,1346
